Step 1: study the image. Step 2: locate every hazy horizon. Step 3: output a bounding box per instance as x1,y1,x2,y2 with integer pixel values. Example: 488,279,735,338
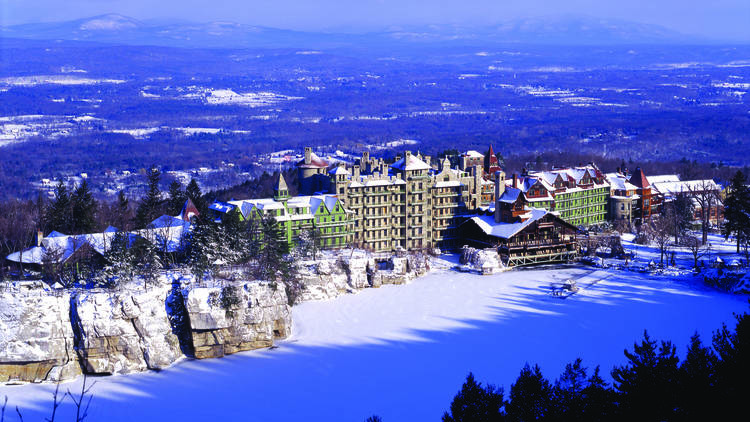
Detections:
2,0,750,42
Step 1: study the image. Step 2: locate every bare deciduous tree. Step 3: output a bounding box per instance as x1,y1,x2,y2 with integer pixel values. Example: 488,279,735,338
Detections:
651,215,674,267
686,180,721,245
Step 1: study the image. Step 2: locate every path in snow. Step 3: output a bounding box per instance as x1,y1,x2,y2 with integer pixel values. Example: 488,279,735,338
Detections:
1,263,747,421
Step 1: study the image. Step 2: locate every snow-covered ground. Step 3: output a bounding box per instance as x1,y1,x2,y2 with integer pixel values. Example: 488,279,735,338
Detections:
1,258,747,421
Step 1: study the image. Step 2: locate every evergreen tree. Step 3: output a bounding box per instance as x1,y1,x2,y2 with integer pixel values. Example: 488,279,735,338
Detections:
255,214,290,281
166,180,187,216
442,372,505,422
580,365,617,420
135,166,163,229
129,236,162,289
506,364,552,421
96,231,135,287
45,181,72,233
611,331,680,420
71,180,97,234
722,171,750,253
677,333,716,419
712,313,750,418
186,178,207,214
115,190,132,231
188,218,228,281
551,358,587,419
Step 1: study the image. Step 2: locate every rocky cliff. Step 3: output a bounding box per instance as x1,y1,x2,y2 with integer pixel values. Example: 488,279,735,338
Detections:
70,283,182,375
297,251,430,301
0,284,80,383
183,282,291,359
1,251,431,383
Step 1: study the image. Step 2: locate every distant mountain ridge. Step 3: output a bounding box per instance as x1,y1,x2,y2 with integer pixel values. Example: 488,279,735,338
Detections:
1,14,707,48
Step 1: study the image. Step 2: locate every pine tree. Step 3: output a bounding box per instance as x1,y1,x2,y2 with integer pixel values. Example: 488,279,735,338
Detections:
506,364,552,421
581,365,617,420
96,231,135,287
135,166,163,229
130,236,162,289
115,190,131,231
45,181,73,233
186,178,207,214
722,171,750,253
255,214,289,281
166,180,187,216
712,313,750,418
552,358,588,419
71,180,97,234
611,331,680,420
442,372,505,422
677,333,716,419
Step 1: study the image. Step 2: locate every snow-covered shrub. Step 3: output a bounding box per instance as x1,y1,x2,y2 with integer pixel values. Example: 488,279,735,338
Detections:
702,268,747,292
460,246,502,275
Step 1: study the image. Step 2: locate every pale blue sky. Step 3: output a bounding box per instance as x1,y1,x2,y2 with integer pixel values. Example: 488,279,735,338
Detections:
3,0,750,41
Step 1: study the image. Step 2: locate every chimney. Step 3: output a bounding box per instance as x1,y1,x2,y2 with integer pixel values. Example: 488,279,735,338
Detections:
353,165,360,179
425,155,431,167
494,171,505,223
36,230,44,247
304,147,312,164
512,173,518,189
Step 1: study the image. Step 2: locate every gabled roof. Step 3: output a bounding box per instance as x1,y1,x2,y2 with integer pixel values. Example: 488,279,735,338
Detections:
391,154,431,171
498,187,522,203
463,208,550,239
464,150,483,158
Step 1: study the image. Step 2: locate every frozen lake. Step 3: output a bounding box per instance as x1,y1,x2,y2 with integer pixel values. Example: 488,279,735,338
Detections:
2,261,747,421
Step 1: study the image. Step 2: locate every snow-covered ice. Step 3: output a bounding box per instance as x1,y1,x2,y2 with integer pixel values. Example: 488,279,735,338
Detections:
1,260,746,421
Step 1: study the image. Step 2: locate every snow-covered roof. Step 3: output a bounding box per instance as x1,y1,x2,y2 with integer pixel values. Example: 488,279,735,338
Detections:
391,154,431,171
6,246,46,264
464,208,549,239
606,173,638,191
648,174,681,184
652,180,720,197
464,150,483,158
498,187,522,203
434,180,462,188
329,166,351,175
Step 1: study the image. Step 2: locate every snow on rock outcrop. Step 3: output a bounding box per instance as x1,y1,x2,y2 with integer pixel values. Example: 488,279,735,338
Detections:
70,282,182,375
460,246,503,275
183,281,291,359
297,251,431,300
0,287,80,383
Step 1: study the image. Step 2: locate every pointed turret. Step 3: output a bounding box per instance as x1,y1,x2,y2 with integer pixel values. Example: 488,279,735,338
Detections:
274,172,290,201
629,167,650,188
485,144,502,175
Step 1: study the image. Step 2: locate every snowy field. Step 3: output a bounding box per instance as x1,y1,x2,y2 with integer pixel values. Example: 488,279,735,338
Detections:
1,258,748,421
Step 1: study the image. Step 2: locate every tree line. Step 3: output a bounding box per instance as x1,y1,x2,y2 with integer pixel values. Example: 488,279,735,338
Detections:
433,310,749,421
